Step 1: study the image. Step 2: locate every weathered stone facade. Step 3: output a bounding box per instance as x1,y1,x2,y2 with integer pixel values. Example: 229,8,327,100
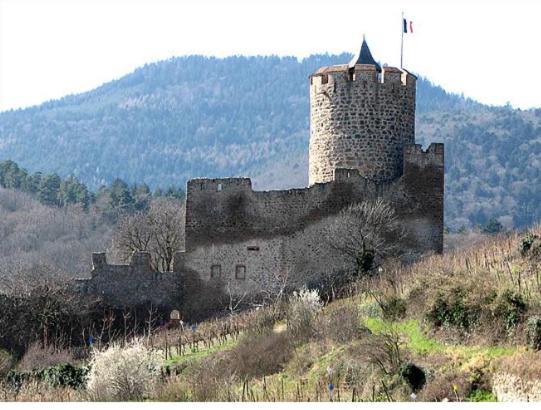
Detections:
309,65,415,185
78,40,444,311
76,252,181,309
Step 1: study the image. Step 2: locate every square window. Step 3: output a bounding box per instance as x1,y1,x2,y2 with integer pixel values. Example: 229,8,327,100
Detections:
235,265,246,280
211,264,221,279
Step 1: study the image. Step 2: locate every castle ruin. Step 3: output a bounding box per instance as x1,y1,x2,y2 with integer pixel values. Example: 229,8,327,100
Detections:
77,40,444,312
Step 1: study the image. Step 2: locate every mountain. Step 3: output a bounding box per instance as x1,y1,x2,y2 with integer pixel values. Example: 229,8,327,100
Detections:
1,54,540,229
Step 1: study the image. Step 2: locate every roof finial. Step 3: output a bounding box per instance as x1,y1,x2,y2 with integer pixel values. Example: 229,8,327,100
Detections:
348,36,381,71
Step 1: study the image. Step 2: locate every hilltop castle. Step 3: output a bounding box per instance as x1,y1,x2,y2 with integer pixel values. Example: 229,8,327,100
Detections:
77,40,444,311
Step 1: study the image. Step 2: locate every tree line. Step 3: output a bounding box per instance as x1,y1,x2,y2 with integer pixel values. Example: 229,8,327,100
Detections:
0,159,184,218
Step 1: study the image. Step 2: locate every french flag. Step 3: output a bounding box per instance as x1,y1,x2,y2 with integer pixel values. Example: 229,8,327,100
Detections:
403,18,413,33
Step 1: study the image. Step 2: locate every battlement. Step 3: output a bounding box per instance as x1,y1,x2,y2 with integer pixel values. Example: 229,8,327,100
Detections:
310,64,416,89
184,173,387,249
79,251,181,309
187,177,252,195
90,251,154,278
404,143,444,170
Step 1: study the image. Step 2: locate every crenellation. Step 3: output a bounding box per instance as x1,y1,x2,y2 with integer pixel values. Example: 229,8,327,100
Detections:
79,38,443,311
91,252,107,272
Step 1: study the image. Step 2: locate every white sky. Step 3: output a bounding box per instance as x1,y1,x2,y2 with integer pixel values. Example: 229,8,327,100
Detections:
0,0,539,112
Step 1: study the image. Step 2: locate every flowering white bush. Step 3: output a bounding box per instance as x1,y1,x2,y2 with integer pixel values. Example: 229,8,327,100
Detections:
287,288,322,342
86,339,162,401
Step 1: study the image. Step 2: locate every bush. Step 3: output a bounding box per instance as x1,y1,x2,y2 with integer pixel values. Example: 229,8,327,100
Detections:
231,332,293,378
17,342,73,371
7,363,89,390
380,296,407,321
363,328,403,375
527,316,541,350
491,290,526,332
250,306,280,336
286,288,322,343
427,288,481,331
420,370,472,402
520,232,541,257
467,389,497,402
399,362,426,392
324,304,363,344
86,339,162,401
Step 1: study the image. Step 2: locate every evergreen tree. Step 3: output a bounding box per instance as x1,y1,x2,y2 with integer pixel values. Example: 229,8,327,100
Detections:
38,174,61,206
109,178,134,211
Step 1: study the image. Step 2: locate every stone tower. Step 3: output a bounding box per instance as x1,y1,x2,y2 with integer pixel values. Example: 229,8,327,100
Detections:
309,39,417,185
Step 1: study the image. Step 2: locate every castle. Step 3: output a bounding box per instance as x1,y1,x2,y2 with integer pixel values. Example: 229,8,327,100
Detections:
76,40,444,312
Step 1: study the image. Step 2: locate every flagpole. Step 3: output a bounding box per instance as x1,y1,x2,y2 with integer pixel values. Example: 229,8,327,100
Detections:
400,11,404,69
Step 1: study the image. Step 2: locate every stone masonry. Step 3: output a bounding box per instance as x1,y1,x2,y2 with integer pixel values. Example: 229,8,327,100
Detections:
309,64,415,184
77,40,444,312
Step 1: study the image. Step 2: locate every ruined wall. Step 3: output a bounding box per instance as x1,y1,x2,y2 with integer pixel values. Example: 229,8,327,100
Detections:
309,65,416,185
76,251,181,309
175,219,354,297
181,143,444,296
399,143,445,254
184,173,386,250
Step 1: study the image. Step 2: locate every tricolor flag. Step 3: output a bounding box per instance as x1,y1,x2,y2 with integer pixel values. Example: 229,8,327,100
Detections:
403,18,413,33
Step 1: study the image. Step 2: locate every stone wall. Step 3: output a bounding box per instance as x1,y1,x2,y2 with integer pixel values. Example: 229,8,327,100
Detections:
184,173,386,250
77,55,443,310
76,251,181,310
309,64,416,185
181,143,444,296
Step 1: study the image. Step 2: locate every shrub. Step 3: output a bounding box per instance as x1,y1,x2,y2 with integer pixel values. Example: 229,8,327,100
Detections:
380,296,407,321
39,363,89,389
426,288,480,331
286,288,322,343
7,363,89,390
520,232,541,257
399,362,426,392
419,370,472,402
150,375,190,401
86,339,162,401
324,304,363,344
250,306,279,336
17,342,73,371
491,290,526,332
526,316,541,350
363,328,403,375
186,354,237,401
231,332,293,378
467,389,497,402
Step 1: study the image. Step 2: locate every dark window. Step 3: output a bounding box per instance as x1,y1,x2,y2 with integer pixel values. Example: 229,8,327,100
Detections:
211,264,221,278
247,246,260,251
235,265,246,280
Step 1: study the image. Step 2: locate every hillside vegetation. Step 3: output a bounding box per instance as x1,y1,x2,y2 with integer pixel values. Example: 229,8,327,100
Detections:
1,55,540,229
3,227,541,401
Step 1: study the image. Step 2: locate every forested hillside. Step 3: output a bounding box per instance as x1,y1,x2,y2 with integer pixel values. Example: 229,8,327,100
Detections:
0,54,540,229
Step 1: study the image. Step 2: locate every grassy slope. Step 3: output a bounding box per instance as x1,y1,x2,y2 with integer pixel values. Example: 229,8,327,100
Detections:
152,228,541,402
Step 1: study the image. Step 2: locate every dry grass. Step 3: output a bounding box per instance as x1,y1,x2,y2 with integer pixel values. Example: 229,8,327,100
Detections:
17,343,74,372
0,380,82,401
495,351,541,381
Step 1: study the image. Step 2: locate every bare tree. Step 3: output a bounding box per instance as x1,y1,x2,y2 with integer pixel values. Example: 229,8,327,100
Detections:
111,198,185,271
326,198,404,277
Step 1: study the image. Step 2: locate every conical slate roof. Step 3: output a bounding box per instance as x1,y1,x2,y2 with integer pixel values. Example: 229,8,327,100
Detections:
348,39,381,71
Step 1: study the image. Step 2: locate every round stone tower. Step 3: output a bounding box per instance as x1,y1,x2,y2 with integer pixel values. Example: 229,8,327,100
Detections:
309,39,417,185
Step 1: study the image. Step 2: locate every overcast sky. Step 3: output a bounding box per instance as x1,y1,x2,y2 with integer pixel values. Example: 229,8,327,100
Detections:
0,0,539,112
